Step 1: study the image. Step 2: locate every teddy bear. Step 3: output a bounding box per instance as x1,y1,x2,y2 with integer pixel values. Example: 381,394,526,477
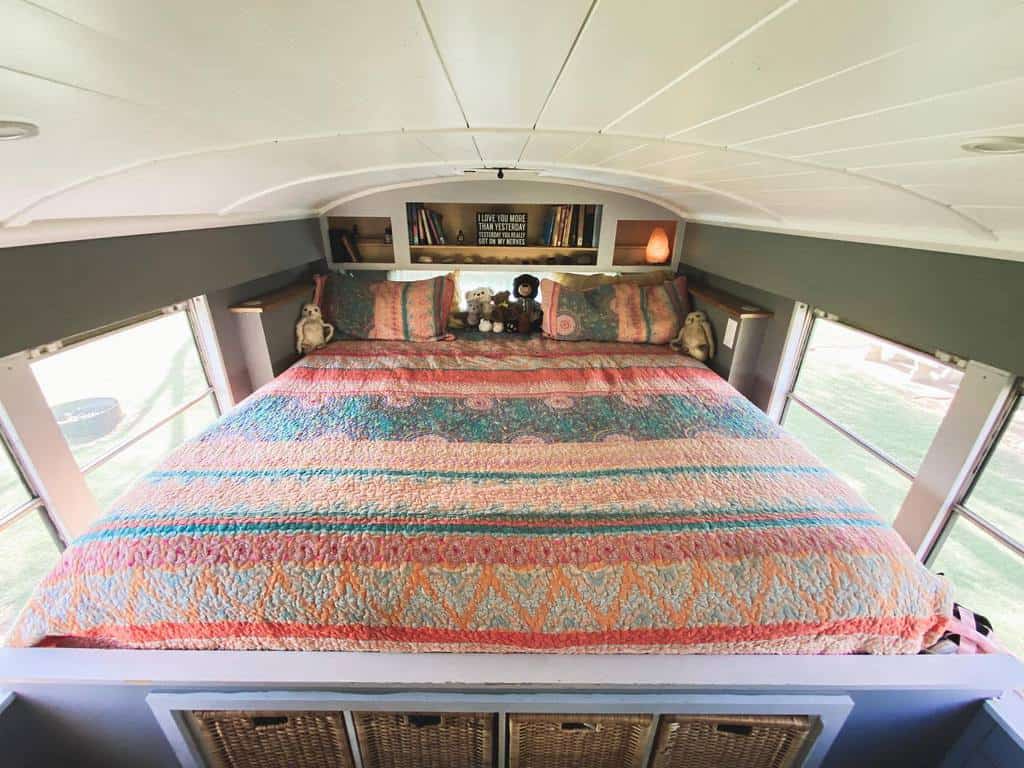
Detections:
295,302,335,354
489,290,513,333
670,311,715,361
512,274,542,334
465,287,494,330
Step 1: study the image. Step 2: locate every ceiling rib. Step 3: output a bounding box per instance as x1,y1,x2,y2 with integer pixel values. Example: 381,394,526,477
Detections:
531,0,601,130
600,0,799,134
414,0,471,129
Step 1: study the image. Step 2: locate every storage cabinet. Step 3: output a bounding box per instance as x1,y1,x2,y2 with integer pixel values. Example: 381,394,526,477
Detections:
688,284,773,404
176,706,825,768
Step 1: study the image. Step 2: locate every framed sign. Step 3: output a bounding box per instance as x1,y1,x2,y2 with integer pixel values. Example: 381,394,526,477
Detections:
476,211,528,246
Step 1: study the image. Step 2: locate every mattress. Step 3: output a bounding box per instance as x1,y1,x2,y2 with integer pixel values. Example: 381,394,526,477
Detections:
9,336,951,652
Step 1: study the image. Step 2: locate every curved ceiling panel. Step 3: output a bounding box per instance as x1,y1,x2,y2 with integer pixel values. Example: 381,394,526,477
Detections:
2,0,1022,259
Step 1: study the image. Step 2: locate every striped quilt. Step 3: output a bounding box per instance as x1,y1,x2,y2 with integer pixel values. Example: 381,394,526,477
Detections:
10,336,951,653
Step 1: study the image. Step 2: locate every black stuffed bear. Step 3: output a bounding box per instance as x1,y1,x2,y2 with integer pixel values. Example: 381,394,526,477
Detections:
512,274,542,334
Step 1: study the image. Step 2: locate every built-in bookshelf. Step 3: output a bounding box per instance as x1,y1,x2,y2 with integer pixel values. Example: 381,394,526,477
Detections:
612,219,678,266
327,216,395,264
406,202,601,266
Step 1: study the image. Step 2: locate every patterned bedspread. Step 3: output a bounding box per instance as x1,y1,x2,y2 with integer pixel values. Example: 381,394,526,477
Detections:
10,336,951,653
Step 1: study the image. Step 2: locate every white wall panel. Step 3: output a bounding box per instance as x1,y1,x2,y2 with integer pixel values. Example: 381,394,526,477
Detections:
538,0,782,131
420,0,592,127
613,0,1015,137
676,4,1024,147
746,78,1024,158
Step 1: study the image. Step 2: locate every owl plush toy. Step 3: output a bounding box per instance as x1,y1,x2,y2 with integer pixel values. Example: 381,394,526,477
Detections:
670,311,715,362
295,302,335,355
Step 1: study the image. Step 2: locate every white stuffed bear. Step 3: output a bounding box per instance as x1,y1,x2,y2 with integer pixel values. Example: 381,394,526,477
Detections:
295,303,335,354
465,287,494,331
670,311,715,362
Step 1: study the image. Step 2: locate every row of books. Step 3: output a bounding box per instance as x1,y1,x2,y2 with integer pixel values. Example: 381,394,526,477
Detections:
407,203,447,245
542,204,600,248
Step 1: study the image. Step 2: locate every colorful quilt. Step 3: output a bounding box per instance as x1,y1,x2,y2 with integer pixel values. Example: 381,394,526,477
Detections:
9,336,951,653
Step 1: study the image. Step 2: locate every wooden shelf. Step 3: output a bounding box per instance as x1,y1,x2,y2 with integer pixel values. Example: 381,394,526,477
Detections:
689,284,772,320
229,281,312,314
410,245,596,254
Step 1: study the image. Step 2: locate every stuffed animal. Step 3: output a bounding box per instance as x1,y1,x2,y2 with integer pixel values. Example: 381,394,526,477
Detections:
295,302,335,355
670,311,715,361
465,287,494,330
490,291,513,333
513,274,542,334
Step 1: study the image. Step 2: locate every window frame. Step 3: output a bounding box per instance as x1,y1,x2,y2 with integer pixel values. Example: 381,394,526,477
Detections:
0,297,231,541
0,427,60,548
776,310,961,521
926,387,1024,565
776,306,1023,587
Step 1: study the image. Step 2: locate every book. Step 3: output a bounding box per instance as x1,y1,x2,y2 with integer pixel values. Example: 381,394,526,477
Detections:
576,204,584,247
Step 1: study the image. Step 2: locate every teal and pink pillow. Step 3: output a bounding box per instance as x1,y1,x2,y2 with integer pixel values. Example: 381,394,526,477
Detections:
323,273,455,341
540,275,689,344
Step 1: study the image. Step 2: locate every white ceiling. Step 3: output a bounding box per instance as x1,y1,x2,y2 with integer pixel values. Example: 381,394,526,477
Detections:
2,0,1023,257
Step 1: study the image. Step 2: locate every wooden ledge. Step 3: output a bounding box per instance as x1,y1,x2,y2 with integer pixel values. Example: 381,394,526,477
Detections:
689,285,773,320
229,281,313,314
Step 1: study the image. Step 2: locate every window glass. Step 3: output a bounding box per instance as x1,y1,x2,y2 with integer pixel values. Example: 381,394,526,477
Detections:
85,394,219,512
0,509,61,640
792,318,962,473
783,402,912,522
0,444,31,515
31,312,211,469
965,404,1024,545
931,515,1024,657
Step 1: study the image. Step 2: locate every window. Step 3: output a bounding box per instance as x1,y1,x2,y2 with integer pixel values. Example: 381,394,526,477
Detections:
390,270,545,301
930,400,1024,656
0,437,61,639
782,316,963,522
30,307,221,514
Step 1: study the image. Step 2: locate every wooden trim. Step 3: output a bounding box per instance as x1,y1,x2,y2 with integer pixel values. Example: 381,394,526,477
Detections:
229,282,313,314
689,285,773,320
5,648,1023,691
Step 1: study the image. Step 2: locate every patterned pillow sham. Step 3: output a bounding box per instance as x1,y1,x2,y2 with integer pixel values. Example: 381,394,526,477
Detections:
540,275,689,344
322,272,455,341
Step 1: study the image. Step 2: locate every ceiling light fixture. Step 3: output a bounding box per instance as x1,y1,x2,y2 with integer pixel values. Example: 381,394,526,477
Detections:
961,136,1024,155
0,120,39,141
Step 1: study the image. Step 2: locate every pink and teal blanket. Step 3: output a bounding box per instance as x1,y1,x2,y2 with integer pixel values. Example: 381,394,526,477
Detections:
10,337,951,653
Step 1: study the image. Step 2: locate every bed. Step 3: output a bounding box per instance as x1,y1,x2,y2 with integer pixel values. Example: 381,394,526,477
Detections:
9,335,951,654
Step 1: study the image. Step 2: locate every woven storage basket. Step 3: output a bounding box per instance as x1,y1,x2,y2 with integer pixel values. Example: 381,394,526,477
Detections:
649,714,813,768
507,713,654,768
352,711,495,768
186,710,354,768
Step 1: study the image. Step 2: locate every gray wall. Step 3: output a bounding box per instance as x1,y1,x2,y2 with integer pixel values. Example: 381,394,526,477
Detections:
681,224,1024,376
0,218,326,358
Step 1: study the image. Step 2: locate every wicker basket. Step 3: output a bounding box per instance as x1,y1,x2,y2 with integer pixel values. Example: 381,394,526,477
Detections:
186,710,355,768
648,714,814,768
507,713,654,768
352,711,495,768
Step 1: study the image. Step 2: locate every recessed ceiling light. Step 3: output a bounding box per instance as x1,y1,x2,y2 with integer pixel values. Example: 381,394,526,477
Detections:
0,121,39,141
961,136,1024,155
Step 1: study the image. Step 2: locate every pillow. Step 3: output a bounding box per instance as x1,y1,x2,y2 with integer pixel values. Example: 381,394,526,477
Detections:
323,272,455,341
551,270,675,289
541,275,689,344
